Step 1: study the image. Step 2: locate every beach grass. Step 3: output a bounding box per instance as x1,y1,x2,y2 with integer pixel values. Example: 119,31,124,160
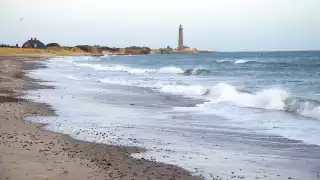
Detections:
0,47,88,56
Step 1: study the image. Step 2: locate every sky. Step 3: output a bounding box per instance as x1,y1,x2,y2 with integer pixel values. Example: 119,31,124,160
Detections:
1,0,320,51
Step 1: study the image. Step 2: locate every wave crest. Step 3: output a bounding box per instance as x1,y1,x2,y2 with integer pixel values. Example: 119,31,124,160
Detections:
74,62,214,76
98,75,320,120
74,63,185,74
158,66,184,74
206,83,288,110
184,68,211,75
234,60,250,64
216,59,253,64
159,82,320,120
204,83,320,120
285,98,320,119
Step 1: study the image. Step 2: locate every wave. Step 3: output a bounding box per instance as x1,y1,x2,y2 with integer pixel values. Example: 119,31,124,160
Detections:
215,59,320,67
234,60,250,64
206,83,320,120
74,62,217,76
184,68,211,75
216,59,252,64
216,60,230,63
98,78,181,90
205,83,289,110
158,82,320,120
285,98,320,120
97,73,320,120
158,66,184,74
74,63,208,75
75,63,153,73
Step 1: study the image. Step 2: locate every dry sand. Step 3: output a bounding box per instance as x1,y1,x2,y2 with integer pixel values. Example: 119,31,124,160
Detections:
0,55,200,180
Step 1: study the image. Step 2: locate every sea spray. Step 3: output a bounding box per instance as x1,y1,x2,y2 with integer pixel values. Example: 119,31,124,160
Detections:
157,82,320,120
75,62,214,76
74,62,184,74
206,83,289,110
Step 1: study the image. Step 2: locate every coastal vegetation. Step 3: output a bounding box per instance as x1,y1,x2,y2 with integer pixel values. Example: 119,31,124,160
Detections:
46,43,61,48
1,41,204,56
0,45,153,56
124,46,151,54
0,47,87,56
0,44,19,48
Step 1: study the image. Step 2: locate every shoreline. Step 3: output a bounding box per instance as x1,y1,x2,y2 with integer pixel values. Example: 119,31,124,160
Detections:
0,55,200,180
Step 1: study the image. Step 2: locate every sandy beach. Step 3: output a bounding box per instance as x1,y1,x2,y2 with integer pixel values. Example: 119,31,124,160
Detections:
0,55,200,180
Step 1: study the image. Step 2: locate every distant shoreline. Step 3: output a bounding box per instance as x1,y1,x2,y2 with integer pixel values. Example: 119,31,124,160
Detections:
0,47,89,56
0,47,215,56
2,47,317,56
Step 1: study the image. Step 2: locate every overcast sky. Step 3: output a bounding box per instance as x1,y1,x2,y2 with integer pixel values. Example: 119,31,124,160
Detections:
1,0,319,51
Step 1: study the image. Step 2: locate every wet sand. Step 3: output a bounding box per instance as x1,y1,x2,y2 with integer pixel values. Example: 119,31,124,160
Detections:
0,55,200,180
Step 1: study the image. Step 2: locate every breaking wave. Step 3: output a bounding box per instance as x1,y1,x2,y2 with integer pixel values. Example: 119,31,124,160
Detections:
158,66,184,74
160,82,320,120
74,63,183,74
285,98,320,120
216,59,253,64
98,73,320,120
184,68,211,75
234,60,250,64
74,63,212,76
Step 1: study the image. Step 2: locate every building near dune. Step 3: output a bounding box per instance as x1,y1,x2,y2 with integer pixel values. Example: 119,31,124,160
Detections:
22,38,46,49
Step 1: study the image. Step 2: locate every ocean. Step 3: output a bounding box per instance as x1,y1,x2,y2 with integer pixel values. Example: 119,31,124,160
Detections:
26,52,320,180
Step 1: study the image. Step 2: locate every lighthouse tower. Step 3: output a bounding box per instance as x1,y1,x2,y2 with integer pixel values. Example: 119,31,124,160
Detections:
178,24,184,52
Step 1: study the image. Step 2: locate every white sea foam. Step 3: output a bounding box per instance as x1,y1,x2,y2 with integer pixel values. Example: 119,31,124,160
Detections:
158,66,184,74
98,78,132,86
216,60,230,63
234,60,250,64
67,75,82,81
75,63,109,71
216,59,252,64
158,83,288,110
74,63,184,74
205,83,288,110
207,84,320,120
48,57,72,63
98,75,320,120
158,82,320,120
99,77,180,91
285,99,320,120
159,84,208,97
299,107,320,120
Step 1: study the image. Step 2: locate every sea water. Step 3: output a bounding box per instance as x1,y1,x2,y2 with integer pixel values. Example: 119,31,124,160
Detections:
25,52,320,180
